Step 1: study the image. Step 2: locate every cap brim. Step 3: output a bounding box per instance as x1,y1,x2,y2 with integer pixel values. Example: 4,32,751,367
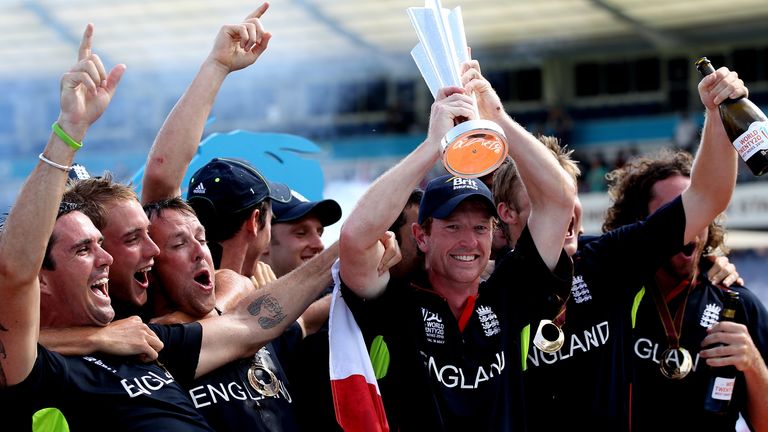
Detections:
275,199,342,226
267,181,292,203
430,193,497,220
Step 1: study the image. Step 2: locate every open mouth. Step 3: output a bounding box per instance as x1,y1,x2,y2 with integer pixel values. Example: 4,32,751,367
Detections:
134,266,152,287
193,269,213,288
90,277,109,298
681,242,696,257
566,217,575,237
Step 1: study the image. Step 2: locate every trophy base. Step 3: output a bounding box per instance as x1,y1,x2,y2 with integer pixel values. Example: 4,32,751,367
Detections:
441,120,508,178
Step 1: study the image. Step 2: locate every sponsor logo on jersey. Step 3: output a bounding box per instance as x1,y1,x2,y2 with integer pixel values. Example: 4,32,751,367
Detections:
571,274,592,304
700,303,722,328
527,321,610,367
422,307,445,344
477,305,501,337
193,182,206,194
633,337,702,372
83,356,118,374
423,350,506,389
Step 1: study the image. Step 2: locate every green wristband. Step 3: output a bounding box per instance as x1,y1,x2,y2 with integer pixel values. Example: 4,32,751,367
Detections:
51,122,83,150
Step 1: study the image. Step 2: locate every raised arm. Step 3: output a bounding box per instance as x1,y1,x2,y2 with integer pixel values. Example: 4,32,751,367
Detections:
195,242,339,377
681,67,744,243
141,3,272,203
462,61,575,269
339,87,475,297
0,24,123,387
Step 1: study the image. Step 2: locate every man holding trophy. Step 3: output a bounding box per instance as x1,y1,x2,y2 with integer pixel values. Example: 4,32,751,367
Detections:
337,3,576,430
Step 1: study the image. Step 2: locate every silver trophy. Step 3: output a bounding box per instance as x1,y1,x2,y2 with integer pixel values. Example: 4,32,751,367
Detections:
408,0,507,178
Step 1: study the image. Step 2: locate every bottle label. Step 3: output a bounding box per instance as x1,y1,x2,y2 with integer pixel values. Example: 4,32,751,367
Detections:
732,121,768,160
710,376,736,400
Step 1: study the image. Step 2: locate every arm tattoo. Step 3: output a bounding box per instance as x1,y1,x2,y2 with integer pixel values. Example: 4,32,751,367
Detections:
247,294,286,330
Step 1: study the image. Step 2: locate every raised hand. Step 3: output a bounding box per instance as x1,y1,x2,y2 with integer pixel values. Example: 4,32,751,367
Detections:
460,60,504,121
251,260,278,289
698,66,747,111
376,231,401,276
206,2,272,73
58,24,125,141
427,86,475,154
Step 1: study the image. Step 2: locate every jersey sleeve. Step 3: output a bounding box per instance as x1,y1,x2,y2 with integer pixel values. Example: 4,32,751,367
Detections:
491,226,573,325
339,278,397,344
148,322,203,388
579,195,686,280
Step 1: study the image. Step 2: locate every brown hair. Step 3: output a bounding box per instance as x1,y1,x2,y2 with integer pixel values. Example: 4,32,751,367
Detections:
61,173,138,230
602,149,726,254
492,135,580,211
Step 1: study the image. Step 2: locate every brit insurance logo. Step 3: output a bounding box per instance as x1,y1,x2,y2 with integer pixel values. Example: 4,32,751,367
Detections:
477,305,500,337
571,274,592,303
451,177,479,191
700,303,722,328
422,307,445,344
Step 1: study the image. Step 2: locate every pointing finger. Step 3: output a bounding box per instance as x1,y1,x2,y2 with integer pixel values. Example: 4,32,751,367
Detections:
78,23,94,61
246,2,269,20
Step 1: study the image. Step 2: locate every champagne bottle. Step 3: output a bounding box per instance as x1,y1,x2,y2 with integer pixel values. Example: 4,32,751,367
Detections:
696,57,768,176
702,289,740,414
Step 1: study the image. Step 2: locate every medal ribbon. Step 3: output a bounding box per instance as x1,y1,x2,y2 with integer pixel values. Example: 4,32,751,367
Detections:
647,279,694,349
553,298,568,328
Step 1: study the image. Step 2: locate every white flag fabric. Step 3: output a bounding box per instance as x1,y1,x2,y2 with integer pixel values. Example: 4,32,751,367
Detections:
328,260,389,432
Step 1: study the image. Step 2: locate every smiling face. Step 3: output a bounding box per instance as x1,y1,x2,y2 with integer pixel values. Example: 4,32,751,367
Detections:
148,208,215,318
414,200,493,291
39,211,115,327
262,215,325,278
100,199,160,307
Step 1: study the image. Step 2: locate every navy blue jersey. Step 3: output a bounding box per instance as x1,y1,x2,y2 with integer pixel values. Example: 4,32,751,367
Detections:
632,278,768,431
189,339,299,432
3,323,213,431
524,196,686,432
342,227,572,431
280,288,342,432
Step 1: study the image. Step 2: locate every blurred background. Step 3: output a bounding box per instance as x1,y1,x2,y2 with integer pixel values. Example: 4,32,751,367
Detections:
0,0,766,298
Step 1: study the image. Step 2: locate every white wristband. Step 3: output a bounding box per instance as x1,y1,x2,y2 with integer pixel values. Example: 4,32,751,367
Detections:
38,153,71,172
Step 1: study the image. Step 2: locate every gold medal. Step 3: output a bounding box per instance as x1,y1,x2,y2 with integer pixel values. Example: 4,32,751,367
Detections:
533,319,565,353
659,347,693,380
646,275,699,380
247,363,280,397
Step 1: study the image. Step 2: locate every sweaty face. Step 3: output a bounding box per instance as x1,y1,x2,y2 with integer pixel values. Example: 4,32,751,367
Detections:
149,210,215,318
648,174,706,279
415,200,493,289
263,215,325,278
39,212,115,327
100,199,160,307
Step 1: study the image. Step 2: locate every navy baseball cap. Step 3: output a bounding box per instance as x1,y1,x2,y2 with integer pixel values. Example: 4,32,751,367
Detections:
273,190,342,227
418,175,496,224
186,157,291,216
